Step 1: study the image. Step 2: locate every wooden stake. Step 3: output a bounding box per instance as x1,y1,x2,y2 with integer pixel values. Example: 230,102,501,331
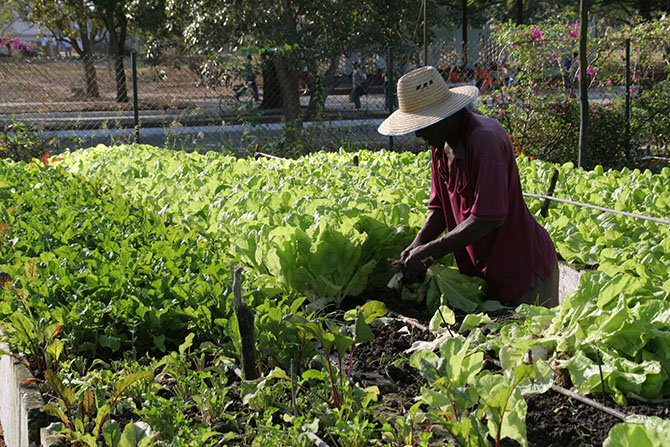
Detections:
232,266,257,380
540,169,559,218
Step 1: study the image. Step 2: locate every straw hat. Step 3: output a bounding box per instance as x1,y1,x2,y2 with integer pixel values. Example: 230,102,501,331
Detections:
378,66,479,136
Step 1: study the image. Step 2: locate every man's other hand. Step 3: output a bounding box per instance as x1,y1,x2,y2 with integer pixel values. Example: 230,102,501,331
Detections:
401,245,436,285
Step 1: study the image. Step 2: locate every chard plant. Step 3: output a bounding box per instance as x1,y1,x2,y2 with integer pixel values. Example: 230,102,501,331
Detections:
41,369,154,447
411,337,551,447
381,401,433,447
241,308,381,446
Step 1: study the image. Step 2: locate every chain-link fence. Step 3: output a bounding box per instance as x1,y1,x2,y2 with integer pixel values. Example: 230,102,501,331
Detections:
1,40,500,154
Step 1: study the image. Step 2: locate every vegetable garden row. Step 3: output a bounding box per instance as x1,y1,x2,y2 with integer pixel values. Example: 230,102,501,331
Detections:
0,145,669,446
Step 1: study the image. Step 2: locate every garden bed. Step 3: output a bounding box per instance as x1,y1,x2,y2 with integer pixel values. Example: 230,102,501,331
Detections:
351,303,670,447
1,146,668,446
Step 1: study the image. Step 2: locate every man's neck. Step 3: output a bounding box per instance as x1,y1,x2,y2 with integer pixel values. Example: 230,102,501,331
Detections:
445,109,465,149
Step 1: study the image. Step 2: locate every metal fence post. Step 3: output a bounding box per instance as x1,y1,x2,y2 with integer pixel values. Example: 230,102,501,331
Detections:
625,38,630,163
387,46,394,150
132,52,140,144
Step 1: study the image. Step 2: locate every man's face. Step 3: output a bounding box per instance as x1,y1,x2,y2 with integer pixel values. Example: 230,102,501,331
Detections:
415,120,446,149
415,112,462,149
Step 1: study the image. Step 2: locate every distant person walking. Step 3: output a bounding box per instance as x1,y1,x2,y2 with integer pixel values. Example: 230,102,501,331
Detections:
239,55,259,101
351,61,364,109
563,52,577,88
41,36,50,57
51,36,61,57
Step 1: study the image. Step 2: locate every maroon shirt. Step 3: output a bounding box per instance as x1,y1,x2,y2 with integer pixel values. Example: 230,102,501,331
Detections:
428,109,557,304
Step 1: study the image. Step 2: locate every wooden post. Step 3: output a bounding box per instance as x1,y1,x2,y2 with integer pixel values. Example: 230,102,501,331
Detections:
540,169,559,218
232,266,257,380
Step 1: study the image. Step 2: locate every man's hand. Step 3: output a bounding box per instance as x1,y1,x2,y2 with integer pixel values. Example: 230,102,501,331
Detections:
402,244,436,284
400,243,418,264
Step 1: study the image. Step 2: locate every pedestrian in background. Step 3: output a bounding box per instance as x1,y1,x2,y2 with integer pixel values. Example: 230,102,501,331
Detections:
41,35,50,57
51,36,61,57
240,55,259,101
351,61,364,109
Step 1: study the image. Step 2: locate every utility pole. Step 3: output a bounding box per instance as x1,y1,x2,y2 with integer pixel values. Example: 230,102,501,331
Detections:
423,0,428,66
461,0,468,69
578,0,589,168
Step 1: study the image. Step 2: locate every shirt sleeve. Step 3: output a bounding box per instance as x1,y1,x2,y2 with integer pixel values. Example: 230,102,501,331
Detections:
470,140,510,221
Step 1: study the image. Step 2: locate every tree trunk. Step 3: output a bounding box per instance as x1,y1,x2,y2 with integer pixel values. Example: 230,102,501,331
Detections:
79,30,100,98
637,0,652,20
113,54,128,103
304,55,340,120
273,55,302,142
105,10,128,103
260,54,282,110
516,0,524,25
274,0,302,141
578,0,589,168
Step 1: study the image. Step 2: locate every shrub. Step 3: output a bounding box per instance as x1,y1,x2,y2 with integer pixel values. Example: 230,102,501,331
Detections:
480,14,670,170
480,91,630,170
0,115,51,162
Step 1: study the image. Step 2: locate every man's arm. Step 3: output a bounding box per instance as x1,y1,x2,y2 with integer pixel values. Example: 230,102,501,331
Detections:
404,215,503,274
401,210,446,262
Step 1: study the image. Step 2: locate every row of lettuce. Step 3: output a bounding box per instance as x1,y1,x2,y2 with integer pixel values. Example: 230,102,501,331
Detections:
0,145,668,446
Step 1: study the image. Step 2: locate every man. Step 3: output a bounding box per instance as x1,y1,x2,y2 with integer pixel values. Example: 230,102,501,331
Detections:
378,66,559,307
351,61,364,109
240,55,259,101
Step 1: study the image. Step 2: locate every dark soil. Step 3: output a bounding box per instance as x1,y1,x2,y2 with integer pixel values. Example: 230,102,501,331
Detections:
521,390,670,447
345,294,670,447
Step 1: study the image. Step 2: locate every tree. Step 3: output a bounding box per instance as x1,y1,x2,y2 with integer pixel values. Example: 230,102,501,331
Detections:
590,0,669,23
157,0,424,140
27,0,147,103
93,0,129,102
0,3,16,32
26,0,106,98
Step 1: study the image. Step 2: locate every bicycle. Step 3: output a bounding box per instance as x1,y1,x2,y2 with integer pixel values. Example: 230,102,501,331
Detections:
218,82,260,116
298,67,310,96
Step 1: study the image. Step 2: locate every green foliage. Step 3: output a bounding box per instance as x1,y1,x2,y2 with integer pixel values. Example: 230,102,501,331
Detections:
604,416,670,447
42,368,154,447
2,144,670,445
482,15,670,170
425,264,492,314
0,158,236,359
518,157,669,281
380,401,432,447
410,337,546,446
59,145,420,304
0,115,52,163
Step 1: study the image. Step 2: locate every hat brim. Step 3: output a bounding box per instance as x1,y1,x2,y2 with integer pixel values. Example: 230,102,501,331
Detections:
377,85,480,136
